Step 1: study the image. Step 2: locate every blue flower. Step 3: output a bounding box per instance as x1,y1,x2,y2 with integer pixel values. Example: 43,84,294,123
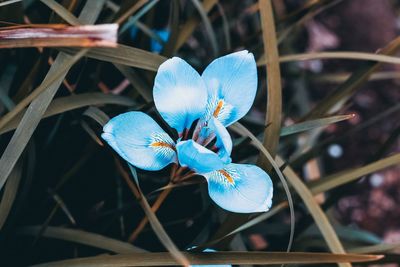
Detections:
102,51,273,213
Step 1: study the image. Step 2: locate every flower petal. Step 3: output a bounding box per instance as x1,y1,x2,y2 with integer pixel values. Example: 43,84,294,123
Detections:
198,118,232,164
102,111,176,171
153,57,208,135
204,163,273,213
208,118,232,164
176,140,224,174
201,50,257,126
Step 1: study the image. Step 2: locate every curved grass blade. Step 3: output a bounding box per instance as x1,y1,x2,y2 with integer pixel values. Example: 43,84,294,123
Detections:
114,64,153,102
29,252,382,267
174,0,218,52
280,114,354,136
230,122,295,253
162,0,180,57
349,242,400,254
0,0,22,7
114,0,150,25
119,0,160,34
0,158,22,229
126,166,190,266
277,157,351,267
18,226,145,253
309,153,400,194
0,93,134,134
83,106,110,127
265,51,400,66
40,0,80,25
189,0,218,56
61,44,166,72
258,0,282,168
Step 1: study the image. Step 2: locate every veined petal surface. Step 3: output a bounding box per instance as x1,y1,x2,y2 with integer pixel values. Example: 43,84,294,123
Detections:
176,140,224,174
202,50,257,126
154,57,208,135
102,111,176,171
204,163,273,213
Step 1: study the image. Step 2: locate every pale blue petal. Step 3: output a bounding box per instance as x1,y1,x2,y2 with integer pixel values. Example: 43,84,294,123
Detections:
102,111,177,171
154,57,208,135
204,163,273,213
201,50,257,126
198,118,232,164
176,140,224,174
208,118,232,164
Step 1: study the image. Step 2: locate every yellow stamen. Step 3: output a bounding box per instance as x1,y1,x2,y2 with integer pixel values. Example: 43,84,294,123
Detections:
150,142,176,151
213,100,224,118
219,169,234,184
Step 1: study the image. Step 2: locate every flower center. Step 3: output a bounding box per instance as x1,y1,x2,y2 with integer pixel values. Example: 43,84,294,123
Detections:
213,99,224,118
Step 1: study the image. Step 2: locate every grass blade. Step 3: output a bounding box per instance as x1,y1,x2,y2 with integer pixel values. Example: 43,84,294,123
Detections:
309,153,400,194
258,0,282,168
18,226,145,253
260,51,400,66
61,44,166,71
349,243,400,254
189,0,218,56
0,158,22,229
230,123,295,253
29,252,382,267
0,0,22,7
174,0,218,52
39,0,80,25
280,114,354,136
277,157,351,267
0,93,135,134
125,166,190,266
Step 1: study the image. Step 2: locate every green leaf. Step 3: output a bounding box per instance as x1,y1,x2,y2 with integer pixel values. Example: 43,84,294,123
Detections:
258,0,282,168
277,156,351,267
29,252,383,267
280,114,354,136
0,92,135,135
61,45,166,72
0,158,22,230
18,226,145,254
309,153,400,194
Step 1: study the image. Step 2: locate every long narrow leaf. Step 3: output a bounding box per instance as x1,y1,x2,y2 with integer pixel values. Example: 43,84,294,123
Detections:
309,153,400,194
280,114,354,136
0,93,135,134
277,157,351,267
18,226,145,253
30,252,382,267
258,0,282,167
61,45,166,72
